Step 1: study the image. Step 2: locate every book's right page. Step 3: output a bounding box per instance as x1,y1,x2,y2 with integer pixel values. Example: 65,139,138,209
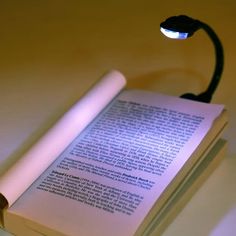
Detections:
4,89,226,236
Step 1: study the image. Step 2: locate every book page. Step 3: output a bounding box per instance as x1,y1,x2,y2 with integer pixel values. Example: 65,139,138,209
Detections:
5,89,224,236
0,70,126,207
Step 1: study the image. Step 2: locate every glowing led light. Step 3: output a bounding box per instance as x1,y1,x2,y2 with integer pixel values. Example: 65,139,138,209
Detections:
160,27,188,39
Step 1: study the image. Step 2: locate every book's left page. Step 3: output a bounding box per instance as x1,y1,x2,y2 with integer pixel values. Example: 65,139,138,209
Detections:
0,70,126,209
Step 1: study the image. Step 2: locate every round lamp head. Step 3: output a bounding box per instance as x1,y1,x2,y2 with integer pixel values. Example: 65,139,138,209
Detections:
160,15,200,39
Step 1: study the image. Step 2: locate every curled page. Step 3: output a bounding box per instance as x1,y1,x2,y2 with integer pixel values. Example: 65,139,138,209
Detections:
0,70,126,207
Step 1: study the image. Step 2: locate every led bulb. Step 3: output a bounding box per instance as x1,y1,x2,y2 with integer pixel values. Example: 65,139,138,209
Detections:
160,27,188,39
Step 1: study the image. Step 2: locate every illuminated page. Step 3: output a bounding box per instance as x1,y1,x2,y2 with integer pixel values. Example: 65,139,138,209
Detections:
5,90,224,236
0,70,126,207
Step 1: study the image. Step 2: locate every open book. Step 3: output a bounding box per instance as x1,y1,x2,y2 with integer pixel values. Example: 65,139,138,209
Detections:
0,70,228,236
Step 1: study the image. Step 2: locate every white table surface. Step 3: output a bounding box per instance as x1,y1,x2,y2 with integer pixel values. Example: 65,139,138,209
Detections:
0,1,236,235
